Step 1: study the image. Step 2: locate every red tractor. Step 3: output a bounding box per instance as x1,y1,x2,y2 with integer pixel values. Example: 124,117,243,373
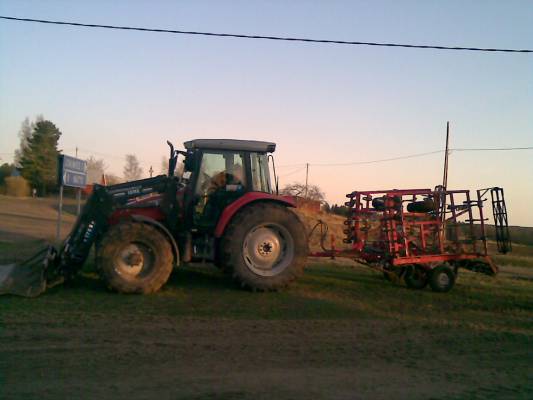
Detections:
8,139,309,296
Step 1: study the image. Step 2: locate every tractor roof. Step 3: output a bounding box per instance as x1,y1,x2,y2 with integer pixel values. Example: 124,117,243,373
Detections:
184,139,276,153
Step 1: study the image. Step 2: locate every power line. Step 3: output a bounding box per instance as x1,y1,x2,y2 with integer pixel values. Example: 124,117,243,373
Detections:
277,163,306,168
279,165,307,178
280,145,533,168
311,150,444,167
453,146,533,152
4,143,531,169
73,147,130,161
68,147,153,168
1,15,532,54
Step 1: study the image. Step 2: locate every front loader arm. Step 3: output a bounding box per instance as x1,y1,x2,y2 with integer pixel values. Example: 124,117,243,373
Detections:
2,174,175,296
52,185,115,280
54,175,174,280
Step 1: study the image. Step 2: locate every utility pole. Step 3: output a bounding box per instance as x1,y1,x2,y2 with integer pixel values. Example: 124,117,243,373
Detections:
442,122,450,190
304,163,309,198
56,184,63,242
75,146,81,215
439,122,451,243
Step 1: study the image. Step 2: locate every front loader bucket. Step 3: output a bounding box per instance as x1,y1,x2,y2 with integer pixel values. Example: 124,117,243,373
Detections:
0,246,58,297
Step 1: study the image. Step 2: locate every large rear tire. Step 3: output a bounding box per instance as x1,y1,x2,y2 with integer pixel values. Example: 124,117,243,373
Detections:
96,222,173,294
221,202,308,291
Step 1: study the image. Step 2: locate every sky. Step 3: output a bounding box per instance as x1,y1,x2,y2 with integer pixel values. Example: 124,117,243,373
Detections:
0,1,532,225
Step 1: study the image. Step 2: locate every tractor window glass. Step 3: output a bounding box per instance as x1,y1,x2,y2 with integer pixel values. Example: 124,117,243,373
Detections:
196,151,246,196
250,153,272,193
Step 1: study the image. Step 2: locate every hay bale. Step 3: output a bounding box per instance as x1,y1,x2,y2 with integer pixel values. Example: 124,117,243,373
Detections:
4,176,30,197
294,208,351,253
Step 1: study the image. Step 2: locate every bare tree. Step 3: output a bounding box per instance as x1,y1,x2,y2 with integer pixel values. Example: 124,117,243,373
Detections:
86,156,107,184
123,154,143,181
280,182,325,202
105,173,122,185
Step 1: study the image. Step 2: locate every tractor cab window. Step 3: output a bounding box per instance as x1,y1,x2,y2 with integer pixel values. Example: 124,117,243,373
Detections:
196,151,246,196
193,151,246,230
250,153,272,193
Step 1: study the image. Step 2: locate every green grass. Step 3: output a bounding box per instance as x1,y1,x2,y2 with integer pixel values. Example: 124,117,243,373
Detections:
2,260,532,335
488,241,533,257
2,249,533,400
493,254,533,268
2,239,532,335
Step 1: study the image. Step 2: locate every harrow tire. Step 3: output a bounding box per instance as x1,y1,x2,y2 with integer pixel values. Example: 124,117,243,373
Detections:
97,222,173,294
404,265,428,290
428,264,456,293
221,202,308,291
383,266,404,283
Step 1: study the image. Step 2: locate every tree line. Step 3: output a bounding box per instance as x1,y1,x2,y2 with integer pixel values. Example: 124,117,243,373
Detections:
0,116,147,197
279,182,349,216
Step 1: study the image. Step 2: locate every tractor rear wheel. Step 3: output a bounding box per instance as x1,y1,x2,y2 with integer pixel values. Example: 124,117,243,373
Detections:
96,222,173,294
221,202,308,291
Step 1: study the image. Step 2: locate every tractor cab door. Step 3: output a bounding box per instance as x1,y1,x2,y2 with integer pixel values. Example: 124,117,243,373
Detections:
191,150,247,232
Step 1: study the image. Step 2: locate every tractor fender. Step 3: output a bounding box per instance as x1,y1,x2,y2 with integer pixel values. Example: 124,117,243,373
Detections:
214,192,296,238
131,215,180,266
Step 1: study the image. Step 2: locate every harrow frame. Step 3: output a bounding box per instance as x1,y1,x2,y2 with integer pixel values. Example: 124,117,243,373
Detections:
310,186,510,290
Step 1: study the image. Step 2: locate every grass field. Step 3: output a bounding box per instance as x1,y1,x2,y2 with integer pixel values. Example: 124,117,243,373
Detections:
1,195,532,399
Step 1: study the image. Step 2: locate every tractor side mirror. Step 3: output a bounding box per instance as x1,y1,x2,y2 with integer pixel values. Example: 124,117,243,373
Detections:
184,152,195,172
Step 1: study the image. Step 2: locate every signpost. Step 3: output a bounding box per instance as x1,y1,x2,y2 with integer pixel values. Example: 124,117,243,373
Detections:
56,155,87,242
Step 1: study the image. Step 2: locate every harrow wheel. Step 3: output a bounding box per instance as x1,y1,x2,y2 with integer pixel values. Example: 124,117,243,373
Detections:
383,266,404,283
428,263,456,293
404,265,428,290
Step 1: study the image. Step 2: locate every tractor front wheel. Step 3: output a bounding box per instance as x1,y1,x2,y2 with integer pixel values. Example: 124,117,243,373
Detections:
221,203,308,291
97,222,174,294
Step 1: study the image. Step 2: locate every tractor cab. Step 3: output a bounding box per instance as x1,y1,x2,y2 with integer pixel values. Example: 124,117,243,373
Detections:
181,139,277,232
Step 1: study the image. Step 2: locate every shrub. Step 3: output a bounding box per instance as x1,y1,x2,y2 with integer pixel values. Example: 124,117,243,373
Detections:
4,176,30,197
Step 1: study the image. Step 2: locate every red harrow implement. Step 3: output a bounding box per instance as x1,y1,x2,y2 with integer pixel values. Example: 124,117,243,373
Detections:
311,186,510,292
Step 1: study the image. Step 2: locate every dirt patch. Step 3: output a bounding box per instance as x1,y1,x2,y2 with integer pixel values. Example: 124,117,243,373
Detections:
0,196,77,243
1,314,531,400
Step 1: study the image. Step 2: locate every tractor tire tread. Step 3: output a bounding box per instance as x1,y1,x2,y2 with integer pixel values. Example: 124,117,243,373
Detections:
428,263,456,293
404,265,429,290
96,222,173,294
220,202,308,291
